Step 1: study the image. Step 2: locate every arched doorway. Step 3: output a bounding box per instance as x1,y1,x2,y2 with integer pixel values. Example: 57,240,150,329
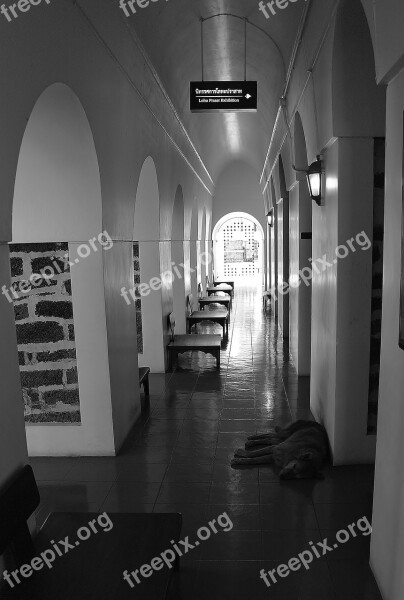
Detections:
134,156,165,372
190,203,199,303
289,111,312,374
171,186,186,334
11,83,114,455
212,212,264,284
198,208,207,294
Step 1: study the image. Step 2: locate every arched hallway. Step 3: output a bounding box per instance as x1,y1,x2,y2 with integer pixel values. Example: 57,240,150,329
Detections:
1,0,404,598
30,286,377,599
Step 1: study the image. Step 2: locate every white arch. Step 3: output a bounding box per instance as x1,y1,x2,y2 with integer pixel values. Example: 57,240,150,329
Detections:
134,156,160,241
213,211,265,282
212,211,265,241
11,82,114,456
134,156,165,372
12,83,102,242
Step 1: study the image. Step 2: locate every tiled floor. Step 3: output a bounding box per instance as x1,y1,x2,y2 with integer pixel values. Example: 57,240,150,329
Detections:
30,285,381,600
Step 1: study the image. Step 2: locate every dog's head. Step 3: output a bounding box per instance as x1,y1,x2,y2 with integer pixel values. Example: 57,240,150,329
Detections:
279,450,324,480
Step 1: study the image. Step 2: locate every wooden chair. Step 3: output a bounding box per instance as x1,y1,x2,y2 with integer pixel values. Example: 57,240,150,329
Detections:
263,290,274,310
167,312,221,369
186,294,229,337
0,465,182,599
138,366,150,397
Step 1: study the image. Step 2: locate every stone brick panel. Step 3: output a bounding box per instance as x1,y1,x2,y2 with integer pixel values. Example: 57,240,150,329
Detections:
134,241,143,354
9,242,81,425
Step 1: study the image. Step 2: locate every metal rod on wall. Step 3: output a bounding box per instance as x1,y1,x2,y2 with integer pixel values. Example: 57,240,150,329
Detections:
201,18,204,82
244,18,247,81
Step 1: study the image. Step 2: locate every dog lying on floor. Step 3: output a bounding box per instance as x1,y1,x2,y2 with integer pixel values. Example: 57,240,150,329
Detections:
231,420,329,480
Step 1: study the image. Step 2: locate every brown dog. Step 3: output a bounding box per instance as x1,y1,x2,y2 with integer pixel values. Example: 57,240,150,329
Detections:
231,420,329,480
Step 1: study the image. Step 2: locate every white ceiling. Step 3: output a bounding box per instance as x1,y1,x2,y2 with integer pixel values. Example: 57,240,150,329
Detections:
131,0,305,183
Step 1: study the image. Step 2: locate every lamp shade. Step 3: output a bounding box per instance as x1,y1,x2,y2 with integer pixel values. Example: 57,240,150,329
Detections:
306,156,323,204
266,212,273,227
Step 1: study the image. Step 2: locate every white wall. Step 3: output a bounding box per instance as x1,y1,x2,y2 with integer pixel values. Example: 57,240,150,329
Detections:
138,242,166,372
370,67,404,600
277,198,289,339
103,241,140,452
212,161,266,234
310,138,376,464
289,180,312,374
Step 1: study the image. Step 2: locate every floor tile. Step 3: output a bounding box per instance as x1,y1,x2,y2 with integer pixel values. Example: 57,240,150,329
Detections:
209,482,260,504
100,482,161,511
26,286,382,600
156,483,211,504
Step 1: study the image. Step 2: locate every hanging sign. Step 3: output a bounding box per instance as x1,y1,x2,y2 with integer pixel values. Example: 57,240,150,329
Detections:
190,81,257,113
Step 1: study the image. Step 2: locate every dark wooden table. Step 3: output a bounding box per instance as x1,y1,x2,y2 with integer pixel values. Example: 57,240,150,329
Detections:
167,334,221,369
198,296,231,313
2,513,182,600
187,310,229,336
206,285,233,303
214,279,234,290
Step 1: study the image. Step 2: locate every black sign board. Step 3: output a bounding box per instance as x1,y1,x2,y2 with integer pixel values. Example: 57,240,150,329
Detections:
190,81,257,113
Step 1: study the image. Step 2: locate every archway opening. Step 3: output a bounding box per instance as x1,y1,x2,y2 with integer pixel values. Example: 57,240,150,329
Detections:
213,212,264,285
171,186,186,333
10,83,113,455
134,156,165,372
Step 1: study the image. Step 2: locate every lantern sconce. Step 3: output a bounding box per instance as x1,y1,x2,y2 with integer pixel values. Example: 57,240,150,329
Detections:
292,154,324,206
306,155,324,206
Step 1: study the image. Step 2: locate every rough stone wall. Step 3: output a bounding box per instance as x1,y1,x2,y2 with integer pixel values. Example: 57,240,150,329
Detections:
133,242,143,353
9,243,80,424
367,139,385,434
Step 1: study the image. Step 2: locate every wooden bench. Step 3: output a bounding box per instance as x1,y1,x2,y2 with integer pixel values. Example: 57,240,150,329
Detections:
0,465,182,599
198,295,231,314
214,279,234,292
186,294,229,337
167,313,221,370
206,286,232,308
139,366,150,397
210,277,234,297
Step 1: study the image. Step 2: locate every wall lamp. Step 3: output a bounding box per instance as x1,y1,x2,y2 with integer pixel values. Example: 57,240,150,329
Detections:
292,154,324,206
306,155,323,206
266,212,274,227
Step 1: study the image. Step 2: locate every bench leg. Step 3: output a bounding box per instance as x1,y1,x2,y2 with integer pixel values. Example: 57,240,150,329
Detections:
143,375,150,398
216,350,220,369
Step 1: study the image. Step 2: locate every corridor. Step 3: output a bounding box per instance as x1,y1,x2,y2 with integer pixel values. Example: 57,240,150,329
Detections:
3,0,404,598
30,286,378,599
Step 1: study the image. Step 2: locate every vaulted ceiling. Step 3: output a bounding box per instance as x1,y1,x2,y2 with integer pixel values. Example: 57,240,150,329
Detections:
131,0,306,184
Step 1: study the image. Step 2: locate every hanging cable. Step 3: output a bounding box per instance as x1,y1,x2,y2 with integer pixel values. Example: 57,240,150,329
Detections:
201,18,204,82
244,18,247,81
